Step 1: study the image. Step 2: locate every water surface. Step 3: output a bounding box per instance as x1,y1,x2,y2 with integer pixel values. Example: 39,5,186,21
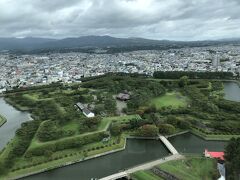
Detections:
224,82,240,102
23,139,169,180
0,98,31,150
169,132,228,154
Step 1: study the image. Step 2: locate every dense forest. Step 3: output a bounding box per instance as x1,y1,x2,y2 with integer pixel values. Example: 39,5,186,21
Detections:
153,71,236,79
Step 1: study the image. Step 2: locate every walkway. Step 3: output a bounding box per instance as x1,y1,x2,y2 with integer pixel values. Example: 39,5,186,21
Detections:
100,154,184,180
158,135,179,155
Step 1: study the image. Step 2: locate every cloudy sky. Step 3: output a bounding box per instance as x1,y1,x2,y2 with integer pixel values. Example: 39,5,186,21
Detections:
1,0,240,40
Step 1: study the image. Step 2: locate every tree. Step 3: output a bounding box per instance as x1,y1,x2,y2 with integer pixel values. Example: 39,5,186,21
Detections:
136,124,158,137
110,124,122,136
104,97,116,114
158,124,175,135
177,120,191,129
224,138,240,180
37,121,63,142
83,116,101,129
167,115,179,126
178,76,189,87
94,104,105,114
0,162,7,175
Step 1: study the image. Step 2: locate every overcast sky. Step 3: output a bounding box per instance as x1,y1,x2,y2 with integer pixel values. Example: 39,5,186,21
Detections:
0,0,240,40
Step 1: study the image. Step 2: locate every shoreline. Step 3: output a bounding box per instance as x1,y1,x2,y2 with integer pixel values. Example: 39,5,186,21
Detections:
3,97,30,112
221,79,240,87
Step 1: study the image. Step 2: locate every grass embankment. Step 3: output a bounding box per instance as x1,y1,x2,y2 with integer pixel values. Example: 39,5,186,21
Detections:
158,157,218,180
131,157,218,180
29,114,141,150
150,92,188,109
0,114,7,127
131,170,163,180
191,128,240,141
28,117,112,150
4,136,126,180
0,115,141,179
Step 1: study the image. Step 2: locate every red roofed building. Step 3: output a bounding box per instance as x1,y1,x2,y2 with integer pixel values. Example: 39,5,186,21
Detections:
204,149,224,160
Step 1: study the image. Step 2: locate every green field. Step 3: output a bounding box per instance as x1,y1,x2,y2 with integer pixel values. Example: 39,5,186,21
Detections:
0,114,7,127
131,170,163,180
132,157,218,180
158,157,217,180
150,92,188,109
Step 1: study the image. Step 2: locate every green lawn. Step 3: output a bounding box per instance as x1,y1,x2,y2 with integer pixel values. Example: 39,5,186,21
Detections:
131,170,163,180
22,94,39,101
0,114,7,127
158,157,217,180
61,119,80,134
150,92,188,109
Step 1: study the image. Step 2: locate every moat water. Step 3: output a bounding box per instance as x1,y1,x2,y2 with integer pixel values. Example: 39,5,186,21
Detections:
0,98,31,150
23,133,227,180
224,81,240,102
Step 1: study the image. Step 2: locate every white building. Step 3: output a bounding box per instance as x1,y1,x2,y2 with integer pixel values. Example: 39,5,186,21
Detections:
82,108,95,118
76,102,95,118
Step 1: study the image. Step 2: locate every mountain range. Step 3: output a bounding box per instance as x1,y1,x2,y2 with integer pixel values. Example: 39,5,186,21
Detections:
0,36,239,52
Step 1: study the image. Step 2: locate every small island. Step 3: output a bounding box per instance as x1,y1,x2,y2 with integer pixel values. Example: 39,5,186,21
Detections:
0,72,239,179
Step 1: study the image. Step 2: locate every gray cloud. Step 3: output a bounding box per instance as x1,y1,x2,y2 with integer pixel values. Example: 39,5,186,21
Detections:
0,0,240,40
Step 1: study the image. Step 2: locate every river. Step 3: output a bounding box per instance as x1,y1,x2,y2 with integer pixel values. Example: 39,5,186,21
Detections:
0,98,31,150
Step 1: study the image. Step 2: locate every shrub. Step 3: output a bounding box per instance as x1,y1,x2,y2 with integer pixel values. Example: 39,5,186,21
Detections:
136,124,158,137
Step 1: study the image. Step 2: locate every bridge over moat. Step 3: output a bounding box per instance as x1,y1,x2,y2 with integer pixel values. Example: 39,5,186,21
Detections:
158,135,179,155
100,135,181,180
99,154,183,180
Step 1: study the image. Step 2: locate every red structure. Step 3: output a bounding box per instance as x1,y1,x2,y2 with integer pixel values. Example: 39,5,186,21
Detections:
204,149,224,160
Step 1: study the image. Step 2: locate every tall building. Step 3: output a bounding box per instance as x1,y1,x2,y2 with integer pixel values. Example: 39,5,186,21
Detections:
212,53,220,71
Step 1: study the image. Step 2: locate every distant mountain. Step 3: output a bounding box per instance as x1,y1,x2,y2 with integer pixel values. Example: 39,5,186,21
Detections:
219,37,240,42
0,36,165,51
0,35,239,52
0,37,56,50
